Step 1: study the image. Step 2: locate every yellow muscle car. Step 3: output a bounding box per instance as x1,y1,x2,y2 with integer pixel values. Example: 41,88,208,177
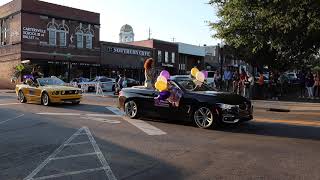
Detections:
16,77,82,106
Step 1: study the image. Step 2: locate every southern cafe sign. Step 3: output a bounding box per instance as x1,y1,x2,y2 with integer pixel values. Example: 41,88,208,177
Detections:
22,27,46,40
106,46,151,57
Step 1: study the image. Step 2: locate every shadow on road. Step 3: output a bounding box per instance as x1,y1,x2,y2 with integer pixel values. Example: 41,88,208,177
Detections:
49,103,113,114
0,111,183,180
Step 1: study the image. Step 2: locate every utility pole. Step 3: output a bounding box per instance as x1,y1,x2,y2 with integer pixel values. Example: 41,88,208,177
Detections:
172,37,175,42
148,27,152,40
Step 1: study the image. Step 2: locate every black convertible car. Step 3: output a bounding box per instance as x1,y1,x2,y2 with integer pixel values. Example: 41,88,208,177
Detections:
118,76,253,129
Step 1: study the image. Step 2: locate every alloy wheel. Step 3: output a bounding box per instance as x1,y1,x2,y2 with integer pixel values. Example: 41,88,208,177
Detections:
18,91,26,103
42,93,50,106
125,101,138,118
194,107,214,128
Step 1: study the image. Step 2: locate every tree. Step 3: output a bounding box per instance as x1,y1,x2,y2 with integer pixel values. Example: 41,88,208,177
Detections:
208,0,320,70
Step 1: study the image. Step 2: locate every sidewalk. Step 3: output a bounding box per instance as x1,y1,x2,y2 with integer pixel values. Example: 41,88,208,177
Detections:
253,100,320,112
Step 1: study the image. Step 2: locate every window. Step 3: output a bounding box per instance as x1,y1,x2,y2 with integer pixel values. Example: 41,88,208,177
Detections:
59,31,66,46
86,35,92,49
76,32,83,48
165,51,169,63
48,28,56,45
158,50,162,62
171,52,175,63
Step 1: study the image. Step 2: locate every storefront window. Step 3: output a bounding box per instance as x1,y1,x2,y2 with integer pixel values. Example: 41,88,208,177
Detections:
165,51,169,63
85,34,93,49
59,31,66,46
158,50,162,62
76,31,83,48
172,52,175,63
48,25,56,46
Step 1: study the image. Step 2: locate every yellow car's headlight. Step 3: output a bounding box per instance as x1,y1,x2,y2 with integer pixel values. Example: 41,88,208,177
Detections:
61,91,65,95
52,91,60,95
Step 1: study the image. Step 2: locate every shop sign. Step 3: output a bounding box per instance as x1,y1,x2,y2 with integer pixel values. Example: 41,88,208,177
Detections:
22,27,46,40
162,63,174,67
106,47,151,57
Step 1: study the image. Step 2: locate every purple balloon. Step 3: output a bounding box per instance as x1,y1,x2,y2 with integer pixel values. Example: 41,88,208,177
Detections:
158,91,171,100
160,70,170,80
202,70,208,79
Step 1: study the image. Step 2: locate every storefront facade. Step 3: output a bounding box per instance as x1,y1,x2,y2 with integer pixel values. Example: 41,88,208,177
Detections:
0,0,100,84
100,41,153,83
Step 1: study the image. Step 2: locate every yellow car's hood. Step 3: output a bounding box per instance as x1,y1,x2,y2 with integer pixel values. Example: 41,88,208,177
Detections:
42,85,81,91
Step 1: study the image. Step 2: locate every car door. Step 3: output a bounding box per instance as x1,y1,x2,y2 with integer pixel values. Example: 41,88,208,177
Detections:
28,84,42,102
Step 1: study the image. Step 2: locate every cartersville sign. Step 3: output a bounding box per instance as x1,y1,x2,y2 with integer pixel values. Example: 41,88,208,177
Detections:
22,27,46,40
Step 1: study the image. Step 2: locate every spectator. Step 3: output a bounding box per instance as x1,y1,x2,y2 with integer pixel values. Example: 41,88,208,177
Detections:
122,77,128,88
214,70,222,90
257,72,265,99
314,72,320,99
239,68,248,97
306,71,314,99
223,67,233,91
297,71,306,98
232,70,240,94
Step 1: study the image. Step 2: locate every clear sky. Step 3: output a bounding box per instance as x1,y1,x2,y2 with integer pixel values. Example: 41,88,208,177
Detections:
1,0,220,46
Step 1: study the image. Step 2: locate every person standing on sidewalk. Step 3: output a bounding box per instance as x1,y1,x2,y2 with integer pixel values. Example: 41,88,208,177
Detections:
306,71,314,99
297,70,306,98
257,72,265,99
223,67,233,92
214,70,222,90
314,72,320,99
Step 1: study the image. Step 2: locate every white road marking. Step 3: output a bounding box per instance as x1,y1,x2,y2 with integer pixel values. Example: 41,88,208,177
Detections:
50,152,99,161
32,167,108,180
36,112,81,116
105,106,125,116
24,127,117,180
0,103,21,106
84,127,117,180
64,141,90,146
81,117,121,124
0,114,24,125
122,117,167,136
86,114,121,118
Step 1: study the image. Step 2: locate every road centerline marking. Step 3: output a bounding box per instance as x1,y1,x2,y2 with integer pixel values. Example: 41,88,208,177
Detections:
0,114,24,125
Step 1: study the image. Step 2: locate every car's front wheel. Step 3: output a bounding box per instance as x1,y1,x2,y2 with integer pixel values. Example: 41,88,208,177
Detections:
193,107,216,129
41,92,50,106
18,90,27,103
125,100,139,119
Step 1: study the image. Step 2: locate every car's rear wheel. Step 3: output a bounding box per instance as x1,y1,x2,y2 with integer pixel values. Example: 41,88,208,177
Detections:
18,90,27,103
125,100,139,119
41,92,50,106
193,107,215,129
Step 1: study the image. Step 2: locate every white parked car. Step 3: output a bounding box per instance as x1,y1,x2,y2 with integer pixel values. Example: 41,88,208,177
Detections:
71,76,115,92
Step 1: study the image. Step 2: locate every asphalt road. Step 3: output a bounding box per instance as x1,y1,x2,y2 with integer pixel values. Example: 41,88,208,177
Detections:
0,92,320,180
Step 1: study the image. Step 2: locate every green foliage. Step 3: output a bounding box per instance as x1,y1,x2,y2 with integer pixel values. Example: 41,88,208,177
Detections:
209,0,320,70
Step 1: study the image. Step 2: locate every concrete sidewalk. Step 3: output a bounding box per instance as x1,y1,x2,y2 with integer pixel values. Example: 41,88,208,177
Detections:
253,100,320,112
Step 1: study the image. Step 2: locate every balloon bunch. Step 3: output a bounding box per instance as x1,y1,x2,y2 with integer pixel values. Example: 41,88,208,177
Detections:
191,67,208,83
155,70,171,100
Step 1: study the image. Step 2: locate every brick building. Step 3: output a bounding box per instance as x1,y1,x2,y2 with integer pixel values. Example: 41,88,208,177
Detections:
128,39,179,75
177,42,205,74
0,0,100,86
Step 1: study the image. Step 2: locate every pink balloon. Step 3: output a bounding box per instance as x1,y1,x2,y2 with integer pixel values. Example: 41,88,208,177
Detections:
160,70,170,80
202,70,208,78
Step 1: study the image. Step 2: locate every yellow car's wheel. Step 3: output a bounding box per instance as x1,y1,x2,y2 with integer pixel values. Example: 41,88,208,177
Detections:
41,92,50,106
18,90,27,103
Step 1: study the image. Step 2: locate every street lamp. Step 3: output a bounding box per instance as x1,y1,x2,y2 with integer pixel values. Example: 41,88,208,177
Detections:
66,53,72,82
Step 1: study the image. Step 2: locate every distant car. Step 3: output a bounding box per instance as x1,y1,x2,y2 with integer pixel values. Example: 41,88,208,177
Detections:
126,78,140,87
16,77,82,106
285,72,299,84
206,71,215,86
119,76,253,129
92,77,115,91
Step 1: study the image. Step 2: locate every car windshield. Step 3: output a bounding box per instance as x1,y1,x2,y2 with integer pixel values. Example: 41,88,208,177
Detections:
38,78,65,86
174,79,213,92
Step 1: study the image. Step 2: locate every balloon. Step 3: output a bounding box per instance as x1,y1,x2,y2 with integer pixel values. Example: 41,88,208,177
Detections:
202,70,208,79
160,70,170,79
158,91,171,100
157,75,167,83
155,80,168,91
191,67,199,77
196,71,205,82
